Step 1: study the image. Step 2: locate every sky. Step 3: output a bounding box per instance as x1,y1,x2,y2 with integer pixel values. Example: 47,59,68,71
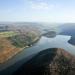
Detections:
0,0,75,23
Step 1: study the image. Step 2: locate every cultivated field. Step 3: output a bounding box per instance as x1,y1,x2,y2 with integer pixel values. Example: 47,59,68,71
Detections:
0,31,17,37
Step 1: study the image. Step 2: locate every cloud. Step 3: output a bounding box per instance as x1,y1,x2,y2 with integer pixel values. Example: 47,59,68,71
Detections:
29,1,55,10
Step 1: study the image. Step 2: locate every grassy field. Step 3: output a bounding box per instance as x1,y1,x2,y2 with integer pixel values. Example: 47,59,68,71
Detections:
0,31,17,37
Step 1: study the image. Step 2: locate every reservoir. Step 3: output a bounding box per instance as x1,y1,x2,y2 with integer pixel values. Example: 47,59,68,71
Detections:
0,34,75,74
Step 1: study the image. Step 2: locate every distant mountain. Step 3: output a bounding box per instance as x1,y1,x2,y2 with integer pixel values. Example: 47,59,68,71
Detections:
59,23,75,36
59,23,75,45
0,22,59,35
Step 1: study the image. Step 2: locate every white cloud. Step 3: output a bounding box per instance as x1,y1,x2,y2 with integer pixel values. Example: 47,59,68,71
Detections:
29,1,55,10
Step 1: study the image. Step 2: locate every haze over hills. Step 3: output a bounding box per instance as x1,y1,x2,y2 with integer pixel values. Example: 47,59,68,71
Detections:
59,23,75,36
59,23,75,46
0,22,60,35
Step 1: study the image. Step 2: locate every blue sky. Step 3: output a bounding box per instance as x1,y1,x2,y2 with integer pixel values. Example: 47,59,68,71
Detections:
0,0,75,23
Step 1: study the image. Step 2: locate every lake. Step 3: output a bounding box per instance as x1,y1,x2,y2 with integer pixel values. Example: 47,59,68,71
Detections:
0,34,75,74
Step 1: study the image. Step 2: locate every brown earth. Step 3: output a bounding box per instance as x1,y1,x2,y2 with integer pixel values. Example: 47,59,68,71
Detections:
0,37,24,64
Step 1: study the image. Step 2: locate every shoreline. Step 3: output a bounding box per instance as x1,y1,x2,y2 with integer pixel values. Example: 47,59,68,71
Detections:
0,36,41,64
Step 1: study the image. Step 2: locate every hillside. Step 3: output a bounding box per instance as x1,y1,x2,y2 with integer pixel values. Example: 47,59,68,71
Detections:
49,48,75,75
13,48,75,75
0,27,40,64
